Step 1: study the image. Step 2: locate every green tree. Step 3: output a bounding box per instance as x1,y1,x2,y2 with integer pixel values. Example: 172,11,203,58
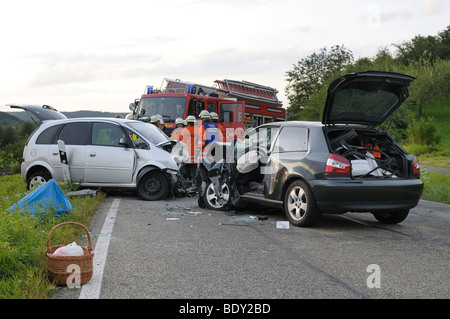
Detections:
1,126,17,147
394,25,450,65
405,59,450,118
285,45,353,120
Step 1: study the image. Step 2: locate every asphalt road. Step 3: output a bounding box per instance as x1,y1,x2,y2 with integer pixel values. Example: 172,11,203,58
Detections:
52,194,449,300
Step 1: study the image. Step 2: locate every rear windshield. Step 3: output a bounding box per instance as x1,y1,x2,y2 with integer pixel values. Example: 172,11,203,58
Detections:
331,87,399,121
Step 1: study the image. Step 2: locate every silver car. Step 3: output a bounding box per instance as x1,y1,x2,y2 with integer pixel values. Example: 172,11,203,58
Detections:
12,104,180,200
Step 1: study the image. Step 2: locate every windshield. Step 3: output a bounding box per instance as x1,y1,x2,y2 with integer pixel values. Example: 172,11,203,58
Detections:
126,121,169,145
138,96,187,122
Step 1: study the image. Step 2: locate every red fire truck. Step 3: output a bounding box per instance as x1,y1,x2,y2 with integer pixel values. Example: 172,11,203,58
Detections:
128,78,285,139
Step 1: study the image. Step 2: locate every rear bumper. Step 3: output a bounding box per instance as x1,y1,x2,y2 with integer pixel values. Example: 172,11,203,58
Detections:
309,178,424,214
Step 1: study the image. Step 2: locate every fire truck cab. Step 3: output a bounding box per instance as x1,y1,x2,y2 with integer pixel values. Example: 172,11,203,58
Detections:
129,78,285,139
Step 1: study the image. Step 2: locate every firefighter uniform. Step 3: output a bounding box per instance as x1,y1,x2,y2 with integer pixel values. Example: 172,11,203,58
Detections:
178,116,199,191
197,110,223,159
210,112,226,141
170,117,185,140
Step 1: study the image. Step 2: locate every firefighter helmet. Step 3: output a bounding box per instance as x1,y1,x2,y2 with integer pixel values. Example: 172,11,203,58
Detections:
150,115,157,123
199,110,210,120
175,117,184,125
210,112,219,121
186,115,196,124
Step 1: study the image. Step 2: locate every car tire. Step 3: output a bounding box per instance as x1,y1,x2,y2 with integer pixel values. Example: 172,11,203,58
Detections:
203,181,231,211
137,170,169,201
372,210,409,224
284,180,320,227
27,170,51,191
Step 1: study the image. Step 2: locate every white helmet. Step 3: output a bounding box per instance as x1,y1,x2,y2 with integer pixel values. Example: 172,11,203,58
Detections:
210,112,219,121
199,110,210,120
186,115,196,124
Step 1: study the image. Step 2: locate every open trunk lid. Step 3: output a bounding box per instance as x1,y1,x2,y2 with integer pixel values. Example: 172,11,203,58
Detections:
322,71,415,126
8,104,67,125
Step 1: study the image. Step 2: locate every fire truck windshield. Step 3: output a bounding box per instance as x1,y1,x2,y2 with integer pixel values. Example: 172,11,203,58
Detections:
138,96,187,122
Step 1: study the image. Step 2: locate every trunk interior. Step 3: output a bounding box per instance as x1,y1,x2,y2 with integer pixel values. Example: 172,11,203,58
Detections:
325,126,409,179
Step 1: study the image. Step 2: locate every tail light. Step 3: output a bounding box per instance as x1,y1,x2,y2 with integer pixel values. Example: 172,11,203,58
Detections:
326,154,350,174
412,156,420,174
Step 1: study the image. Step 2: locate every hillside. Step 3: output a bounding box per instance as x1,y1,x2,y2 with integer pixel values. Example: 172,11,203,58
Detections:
0,112,23,126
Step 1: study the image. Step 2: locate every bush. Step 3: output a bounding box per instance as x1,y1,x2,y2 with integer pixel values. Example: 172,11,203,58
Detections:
403,143,441,156
406,117,441,145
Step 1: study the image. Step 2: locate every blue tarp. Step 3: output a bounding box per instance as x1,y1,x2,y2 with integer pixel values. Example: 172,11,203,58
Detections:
8,179,72,217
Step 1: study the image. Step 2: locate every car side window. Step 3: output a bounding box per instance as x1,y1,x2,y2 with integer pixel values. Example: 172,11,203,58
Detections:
272,127,309,153
92,122,126,147
36,124,61,144
57,122,89,145
127,130,149,149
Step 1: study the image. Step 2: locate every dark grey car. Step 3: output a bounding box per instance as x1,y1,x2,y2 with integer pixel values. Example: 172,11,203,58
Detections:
199,71,424,227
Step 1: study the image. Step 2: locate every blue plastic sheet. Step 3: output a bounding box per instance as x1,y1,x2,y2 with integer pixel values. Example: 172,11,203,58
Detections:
8,179,72,217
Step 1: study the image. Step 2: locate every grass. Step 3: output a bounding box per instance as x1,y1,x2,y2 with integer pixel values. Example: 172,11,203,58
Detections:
420,169,450,204
0,174,105,298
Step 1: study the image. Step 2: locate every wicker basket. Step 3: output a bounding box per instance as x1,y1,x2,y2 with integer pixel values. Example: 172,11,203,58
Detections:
46,222,94,286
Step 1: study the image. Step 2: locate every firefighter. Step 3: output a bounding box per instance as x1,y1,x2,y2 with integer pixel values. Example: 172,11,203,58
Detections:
170,117,185,140
150,115,158,125
197,110,222,159
157,117,170,136
178,115,199,192
210,112,226,141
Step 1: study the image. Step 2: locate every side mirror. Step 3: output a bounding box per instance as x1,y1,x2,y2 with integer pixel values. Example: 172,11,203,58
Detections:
129,103,136,111
119,138,129,147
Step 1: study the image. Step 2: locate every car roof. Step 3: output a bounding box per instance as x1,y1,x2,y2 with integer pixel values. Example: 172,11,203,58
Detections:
253,121,323,129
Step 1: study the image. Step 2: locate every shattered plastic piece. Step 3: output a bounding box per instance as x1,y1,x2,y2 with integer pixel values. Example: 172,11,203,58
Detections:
67,189,97,197
276,221,290,229
187,211,202,216
166,217,180,221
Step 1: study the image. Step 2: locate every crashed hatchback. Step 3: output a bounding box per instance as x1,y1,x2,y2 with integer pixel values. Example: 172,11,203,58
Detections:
199,71,424,227
12,104,180,200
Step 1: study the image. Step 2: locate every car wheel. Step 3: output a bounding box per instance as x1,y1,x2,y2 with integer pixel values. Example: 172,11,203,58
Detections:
372,210,409,224
203,181,231,210
27,170,51,191
284,180,320,227
137,170,169,201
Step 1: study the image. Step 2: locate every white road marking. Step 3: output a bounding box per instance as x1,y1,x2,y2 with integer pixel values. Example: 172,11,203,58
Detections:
79,198,120,299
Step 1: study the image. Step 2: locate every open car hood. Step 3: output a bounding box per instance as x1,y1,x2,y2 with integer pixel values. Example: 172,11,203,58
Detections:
8,104,67,123
322,71,415,126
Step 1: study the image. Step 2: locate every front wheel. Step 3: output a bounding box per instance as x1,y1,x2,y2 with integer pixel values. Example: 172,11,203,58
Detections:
372,210,409,224
203,181,231,210
137,170,169,201
284,180,320,227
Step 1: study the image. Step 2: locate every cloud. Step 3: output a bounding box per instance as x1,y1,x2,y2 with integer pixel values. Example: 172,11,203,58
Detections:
420,0,448,14
21,50,164,87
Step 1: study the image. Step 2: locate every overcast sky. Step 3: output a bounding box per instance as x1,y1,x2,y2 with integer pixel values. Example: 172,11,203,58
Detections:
0,0,448,114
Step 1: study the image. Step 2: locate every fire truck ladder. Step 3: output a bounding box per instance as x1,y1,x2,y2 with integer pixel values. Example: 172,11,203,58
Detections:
163,78,218,95
214,79,282,106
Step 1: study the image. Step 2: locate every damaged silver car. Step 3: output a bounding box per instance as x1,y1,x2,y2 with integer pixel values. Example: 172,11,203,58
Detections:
11,104,180,200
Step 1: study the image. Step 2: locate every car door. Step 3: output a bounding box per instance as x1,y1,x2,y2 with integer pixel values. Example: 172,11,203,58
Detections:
48,121,89,183
265,126,309,198
84,122,135,184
